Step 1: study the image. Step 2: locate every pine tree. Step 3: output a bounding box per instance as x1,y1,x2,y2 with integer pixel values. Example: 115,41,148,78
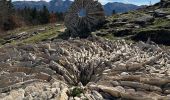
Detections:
30,7,38,24
31,7,37,20
23,7,32,24
49,12,57,23
112,10,116,15
0,0,14,30
39,6,50,24
55,12,64,21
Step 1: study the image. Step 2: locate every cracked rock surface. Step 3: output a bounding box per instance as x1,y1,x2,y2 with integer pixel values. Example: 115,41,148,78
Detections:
0,37,170,100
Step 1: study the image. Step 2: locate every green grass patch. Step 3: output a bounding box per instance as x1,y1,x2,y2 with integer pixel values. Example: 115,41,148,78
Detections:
150,18,170,28
4,24,64,46
103,34,117,40
5,24,50,36
70,87,84,97
20,27,60,44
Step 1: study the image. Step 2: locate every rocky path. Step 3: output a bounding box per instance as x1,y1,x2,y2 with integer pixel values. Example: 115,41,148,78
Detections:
0,37,170,100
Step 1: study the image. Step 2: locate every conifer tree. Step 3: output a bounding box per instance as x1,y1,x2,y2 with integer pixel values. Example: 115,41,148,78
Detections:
0,0,14,30
112,10,116,15
39,6,50,24
30,7,38,24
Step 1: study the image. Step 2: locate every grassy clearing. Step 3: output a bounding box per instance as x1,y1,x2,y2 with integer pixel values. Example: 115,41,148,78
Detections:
70,87,84,97
150,18,170,28
1,23,64,46
21,27,60,44
103,34,117,40
5,24,50,36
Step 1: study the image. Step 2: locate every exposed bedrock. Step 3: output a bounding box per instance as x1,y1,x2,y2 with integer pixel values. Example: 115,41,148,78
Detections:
0,37,170,99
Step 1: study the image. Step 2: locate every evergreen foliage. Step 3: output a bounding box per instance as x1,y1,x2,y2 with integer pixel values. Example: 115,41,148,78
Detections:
0,1,65,31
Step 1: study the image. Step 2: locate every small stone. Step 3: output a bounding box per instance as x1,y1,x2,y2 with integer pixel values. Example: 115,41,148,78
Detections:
24,94,33,100
59,87,68,100
92,90,103,100
74,97,81,100
80,94,86,100
78,82,84,88
121,72,129,76
51,88,57,93
167,94,170,97
31,92,39,97
15,61,33,67
46,91,53,99
0,93,6,98
52,82,60,88
97,85,120,97
9,89,25,100
166,15,170,20
25,86,37,96
115,86,126,93
84,93,96,100
69,97,74,100
39,92,48,99
18,32,27,36
111,81,120,86
126,89,135,93
37,28,46,32
1,95,13,100
164,90,170,94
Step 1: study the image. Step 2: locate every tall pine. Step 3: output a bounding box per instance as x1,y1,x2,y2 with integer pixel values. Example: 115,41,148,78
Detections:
30,7,38,24
39,6,50,24
0,0,14,30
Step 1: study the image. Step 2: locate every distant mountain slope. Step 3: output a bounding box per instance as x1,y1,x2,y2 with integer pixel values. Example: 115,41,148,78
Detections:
13,1,49,10
13,0,72,12
49,0,72,12
13,0,142,15
104,2,142,16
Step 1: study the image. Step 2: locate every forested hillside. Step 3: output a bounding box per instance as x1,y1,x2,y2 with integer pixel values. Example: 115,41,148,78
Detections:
0,0,64,33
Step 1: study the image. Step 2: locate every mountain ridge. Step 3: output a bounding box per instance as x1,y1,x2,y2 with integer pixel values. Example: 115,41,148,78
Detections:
13,0,143,15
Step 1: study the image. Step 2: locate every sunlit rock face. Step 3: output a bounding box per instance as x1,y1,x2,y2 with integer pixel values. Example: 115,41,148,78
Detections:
0,37,170,99
160,0,170,7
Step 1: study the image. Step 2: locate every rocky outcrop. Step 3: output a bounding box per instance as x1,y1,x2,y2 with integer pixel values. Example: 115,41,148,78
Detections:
96,0,170,45
133,14,154,25
160,0,170,7
0,37,170,99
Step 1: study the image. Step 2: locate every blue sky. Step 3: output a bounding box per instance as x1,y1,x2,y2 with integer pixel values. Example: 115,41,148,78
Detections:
12,0,160,5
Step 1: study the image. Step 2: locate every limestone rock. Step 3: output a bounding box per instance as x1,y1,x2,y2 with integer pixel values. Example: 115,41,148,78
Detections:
0,38,170,99
134,14,154,25
92,90,103,100
154,9,169,17
166,15,170,20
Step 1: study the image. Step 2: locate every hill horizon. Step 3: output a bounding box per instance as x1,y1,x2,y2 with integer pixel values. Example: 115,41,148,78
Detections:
13,0,145,16
12,0,160,6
